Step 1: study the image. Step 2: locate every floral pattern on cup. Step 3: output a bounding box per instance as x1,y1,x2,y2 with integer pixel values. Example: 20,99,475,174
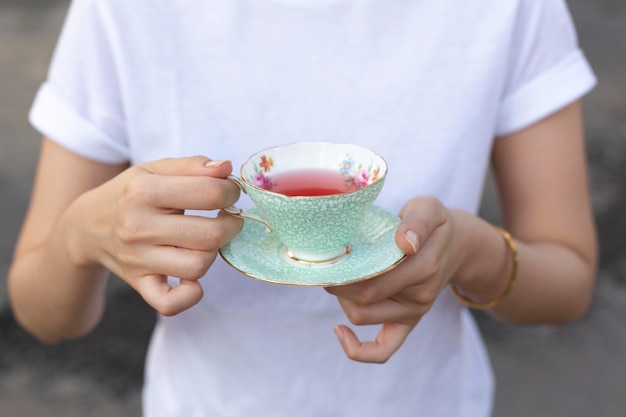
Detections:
251,155,274,190
248,152,382,193
339,155,381,192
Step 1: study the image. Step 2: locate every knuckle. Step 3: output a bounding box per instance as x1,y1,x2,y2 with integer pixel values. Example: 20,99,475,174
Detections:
345,308,370,326
421,195,440,206
155,299,178,317
183,254,212,280
123,174,154,204
190,155,209,166
115,214,144,244
202,225,226,250
417,195,442,212
354,287,383,305
411,217,430,238
202,180,229,207
343,346,361,361
413,285,439,307
412,300,433,315
209,179,241,207
373,355,390,364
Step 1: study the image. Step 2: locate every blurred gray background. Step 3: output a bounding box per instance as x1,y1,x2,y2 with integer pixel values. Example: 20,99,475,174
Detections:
1,1,625,416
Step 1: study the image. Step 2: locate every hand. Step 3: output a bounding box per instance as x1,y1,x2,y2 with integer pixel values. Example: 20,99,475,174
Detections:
68,156,243,316
325,196,460,363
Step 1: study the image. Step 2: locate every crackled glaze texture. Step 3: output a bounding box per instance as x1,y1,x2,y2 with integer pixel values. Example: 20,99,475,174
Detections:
246,178,384,256
237,142,388,259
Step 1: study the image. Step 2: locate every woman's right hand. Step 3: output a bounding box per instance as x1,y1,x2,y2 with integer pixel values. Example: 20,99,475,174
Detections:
66,156,243,316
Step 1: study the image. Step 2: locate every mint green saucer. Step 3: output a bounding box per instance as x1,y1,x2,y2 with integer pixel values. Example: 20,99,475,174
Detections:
219,205,406,286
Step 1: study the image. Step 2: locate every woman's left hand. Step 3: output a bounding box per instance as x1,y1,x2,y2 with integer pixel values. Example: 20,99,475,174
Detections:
325,196,461,363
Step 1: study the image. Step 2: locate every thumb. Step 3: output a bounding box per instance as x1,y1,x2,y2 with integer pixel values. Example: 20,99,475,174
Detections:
138,156,233,178
395,196,447,255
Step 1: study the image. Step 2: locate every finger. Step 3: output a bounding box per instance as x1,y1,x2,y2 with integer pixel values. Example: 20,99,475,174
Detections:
141,212,243,250
127,174,241,211
133,245,218,281
336,296,428,326
325,265,413,304
138,156,233,179
171,214,243,250
135,274,204,316
333,322,416,364
326,232,449,304
396,196,447,255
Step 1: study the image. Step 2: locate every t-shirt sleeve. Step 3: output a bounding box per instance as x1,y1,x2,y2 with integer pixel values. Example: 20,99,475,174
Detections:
29,0,129,164
495,0,596,137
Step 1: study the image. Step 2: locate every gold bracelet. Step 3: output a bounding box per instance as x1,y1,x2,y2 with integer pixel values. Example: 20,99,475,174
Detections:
449,225,519,310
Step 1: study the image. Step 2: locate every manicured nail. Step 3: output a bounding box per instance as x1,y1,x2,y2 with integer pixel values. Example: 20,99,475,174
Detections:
404,230,418,254
204,159,228,168
333,326,345,343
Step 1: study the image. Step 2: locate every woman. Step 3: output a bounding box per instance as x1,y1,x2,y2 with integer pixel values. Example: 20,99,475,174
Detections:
9,0,597,415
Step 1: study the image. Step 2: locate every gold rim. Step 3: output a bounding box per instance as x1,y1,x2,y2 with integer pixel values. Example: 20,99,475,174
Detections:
284,245,352,266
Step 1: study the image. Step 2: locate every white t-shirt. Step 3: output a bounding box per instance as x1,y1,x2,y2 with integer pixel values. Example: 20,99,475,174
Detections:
30,0,595,416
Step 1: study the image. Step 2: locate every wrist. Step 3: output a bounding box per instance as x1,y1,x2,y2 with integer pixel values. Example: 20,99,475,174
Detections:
447,212,516,307
450,225,518,309
60,192,103,269
446,209,484,287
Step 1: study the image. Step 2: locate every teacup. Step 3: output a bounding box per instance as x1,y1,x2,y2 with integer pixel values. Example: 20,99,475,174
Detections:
225,142,388,266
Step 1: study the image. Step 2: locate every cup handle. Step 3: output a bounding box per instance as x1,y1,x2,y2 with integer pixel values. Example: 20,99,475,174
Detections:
223,175,273,233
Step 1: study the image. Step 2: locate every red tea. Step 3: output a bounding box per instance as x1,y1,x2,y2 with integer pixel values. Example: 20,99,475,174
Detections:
271,169,348,196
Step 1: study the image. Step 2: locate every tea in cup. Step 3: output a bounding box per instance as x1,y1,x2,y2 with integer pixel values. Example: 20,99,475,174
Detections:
225,142,388,266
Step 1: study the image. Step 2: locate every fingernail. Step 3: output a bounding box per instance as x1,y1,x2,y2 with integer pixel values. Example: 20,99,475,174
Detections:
404,230,418,254
204,159,228,168
333,326,345,343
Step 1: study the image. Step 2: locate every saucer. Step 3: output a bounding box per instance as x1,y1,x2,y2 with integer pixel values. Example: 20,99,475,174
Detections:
219,205,407,286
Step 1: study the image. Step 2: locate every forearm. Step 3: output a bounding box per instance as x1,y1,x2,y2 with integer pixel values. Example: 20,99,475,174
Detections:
8,206,110,344
450,209,597,325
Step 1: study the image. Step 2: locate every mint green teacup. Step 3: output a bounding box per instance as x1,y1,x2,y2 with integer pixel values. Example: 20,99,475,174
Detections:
225,142,388,266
